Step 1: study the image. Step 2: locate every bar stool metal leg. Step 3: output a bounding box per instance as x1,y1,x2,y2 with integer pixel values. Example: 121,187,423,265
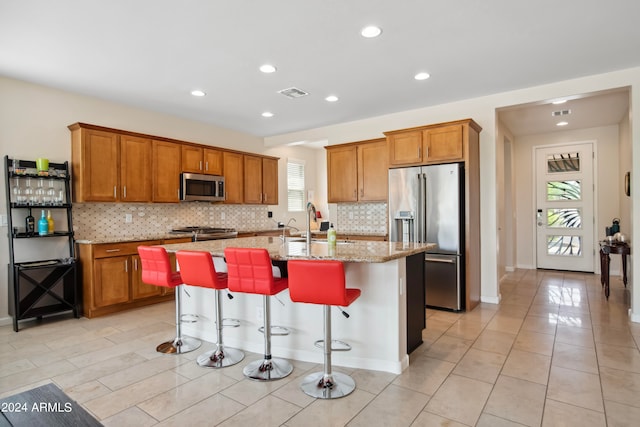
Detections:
243,295,293,381
300,305,355,399
156,285,202,354
198,289,244,368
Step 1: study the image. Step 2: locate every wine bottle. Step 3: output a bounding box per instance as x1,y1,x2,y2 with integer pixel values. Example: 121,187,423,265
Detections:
25,209,35,236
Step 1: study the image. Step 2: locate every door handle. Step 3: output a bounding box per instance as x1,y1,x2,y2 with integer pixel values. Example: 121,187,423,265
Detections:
425,257,456,264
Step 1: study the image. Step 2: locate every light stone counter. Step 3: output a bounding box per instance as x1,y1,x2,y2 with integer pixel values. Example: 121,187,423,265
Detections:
160,236,434,263
161,236,434,374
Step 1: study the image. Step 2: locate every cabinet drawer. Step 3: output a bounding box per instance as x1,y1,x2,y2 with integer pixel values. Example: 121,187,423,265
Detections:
93,240,162,258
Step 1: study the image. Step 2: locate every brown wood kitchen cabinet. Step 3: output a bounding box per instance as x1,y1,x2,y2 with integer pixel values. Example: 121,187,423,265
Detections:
152,140,181,202
70,124,153,203
385,119,479,166
70,125,120,202
326,138,388,203
182,145,224,175
244,155,279,204
77,237,190,318
223,151,244,203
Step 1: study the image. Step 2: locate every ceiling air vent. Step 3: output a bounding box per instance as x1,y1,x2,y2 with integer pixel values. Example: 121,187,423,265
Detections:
278,87,309,99
551,109,572,116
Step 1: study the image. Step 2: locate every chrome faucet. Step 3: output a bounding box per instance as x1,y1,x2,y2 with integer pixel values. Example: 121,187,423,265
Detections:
306,202,317,246
280,218,297,242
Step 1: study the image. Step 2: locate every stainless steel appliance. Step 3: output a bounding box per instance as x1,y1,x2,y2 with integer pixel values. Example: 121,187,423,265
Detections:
388,163,464,311
180,173,225,202
171,226,237,241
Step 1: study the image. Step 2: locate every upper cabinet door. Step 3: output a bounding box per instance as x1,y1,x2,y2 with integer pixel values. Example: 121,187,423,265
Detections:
223,151,244,204
327,145,358,202
181,145,204,173
262,157,278,205
424,124,463,163
244,155,263,204
358,140,388,201
152,140,181,202
71,128,120,202
387,131,423,166
204,148,223,175
121,135,152,202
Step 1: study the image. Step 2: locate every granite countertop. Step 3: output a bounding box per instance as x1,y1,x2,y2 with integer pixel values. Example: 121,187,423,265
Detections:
75,232,194,245
76,228,387,245
161,236,435,263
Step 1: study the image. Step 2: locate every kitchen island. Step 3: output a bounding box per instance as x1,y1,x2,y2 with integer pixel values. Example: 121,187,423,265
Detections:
161,236,434,374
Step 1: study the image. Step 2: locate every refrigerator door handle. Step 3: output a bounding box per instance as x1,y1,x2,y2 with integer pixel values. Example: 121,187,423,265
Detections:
420,173,427,242
416,173,424,242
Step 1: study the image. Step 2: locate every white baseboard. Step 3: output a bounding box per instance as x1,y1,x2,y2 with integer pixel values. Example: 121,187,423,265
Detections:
481,294,501,305
0,316,13,327
505,266,515,272
630,309,640,324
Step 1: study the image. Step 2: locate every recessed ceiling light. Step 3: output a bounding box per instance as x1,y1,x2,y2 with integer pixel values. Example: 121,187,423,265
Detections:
556,121,569,126
191,90,206,97
361,25,382,38
325,95,339,102
414,72,431,81
262,112,274,118
552,99,567,104
259,64,277,73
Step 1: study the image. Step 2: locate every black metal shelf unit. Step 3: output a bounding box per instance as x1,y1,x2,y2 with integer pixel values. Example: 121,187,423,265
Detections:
4,156,79,331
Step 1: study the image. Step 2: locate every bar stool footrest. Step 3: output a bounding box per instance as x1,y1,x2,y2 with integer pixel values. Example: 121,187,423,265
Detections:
180,313,199,324
258,325,290,336
221,318,240,328
314,339,352,351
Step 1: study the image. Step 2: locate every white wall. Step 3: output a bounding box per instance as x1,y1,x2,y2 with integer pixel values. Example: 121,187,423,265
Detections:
513,125,621,271
0,76,318,322
265,66,640,318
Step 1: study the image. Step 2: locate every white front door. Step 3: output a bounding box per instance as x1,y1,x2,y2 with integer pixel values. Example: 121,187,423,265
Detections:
535,143,595,272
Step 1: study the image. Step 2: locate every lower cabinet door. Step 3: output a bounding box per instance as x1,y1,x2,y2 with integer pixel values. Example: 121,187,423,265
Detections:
94,256,131,307
131,254,162,299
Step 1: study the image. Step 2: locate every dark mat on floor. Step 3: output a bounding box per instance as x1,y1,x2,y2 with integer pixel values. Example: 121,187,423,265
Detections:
0,383,102,426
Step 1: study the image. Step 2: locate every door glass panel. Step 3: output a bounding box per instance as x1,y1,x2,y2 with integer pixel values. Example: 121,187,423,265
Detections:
547,208,582,228
547,152,580,173
547,180,581,201
547,235,582,256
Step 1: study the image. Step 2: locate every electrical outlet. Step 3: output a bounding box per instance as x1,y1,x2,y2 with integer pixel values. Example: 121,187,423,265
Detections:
267,211,273,218
256,306,264,322
125,214,132,223
348,212,354,220
0,214,7,227
221,212,225,220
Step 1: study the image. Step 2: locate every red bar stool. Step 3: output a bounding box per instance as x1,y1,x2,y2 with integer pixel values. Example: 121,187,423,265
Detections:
224,247,293,381
175,250,244,368
137,246,201,354
288,260,361,399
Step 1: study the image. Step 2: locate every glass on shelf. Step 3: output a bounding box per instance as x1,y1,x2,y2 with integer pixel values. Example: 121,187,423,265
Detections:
12,178,27,204
24,177,35,205
35,178,46,204
45,179,56,204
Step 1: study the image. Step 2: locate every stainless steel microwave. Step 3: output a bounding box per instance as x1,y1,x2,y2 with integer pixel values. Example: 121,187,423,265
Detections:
180,173,225,202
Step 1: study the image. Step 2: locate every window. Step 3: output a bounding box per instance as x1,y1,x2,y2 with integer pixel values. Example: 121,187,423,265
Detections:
287,159,305,212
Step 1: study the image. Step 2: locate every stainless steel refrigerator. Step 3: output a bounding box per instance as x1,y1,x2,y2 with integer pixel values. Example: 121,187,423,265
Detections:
388,163,464,311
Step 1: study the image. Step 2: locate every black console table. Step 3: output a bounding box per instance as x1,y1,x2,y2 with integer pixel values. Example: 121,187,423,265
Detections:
599,241,631,299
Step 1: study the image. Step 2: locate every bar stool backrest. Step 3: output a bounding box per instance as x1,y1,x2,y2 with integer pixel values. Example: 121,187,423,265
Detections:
288,260,354,306
224,248,281,295
137,246,181,288
176,250,227,290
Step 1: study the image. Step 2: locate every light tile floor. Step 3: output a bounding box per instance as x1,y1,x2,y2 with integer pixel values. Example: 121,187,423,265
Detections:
2,269,640,426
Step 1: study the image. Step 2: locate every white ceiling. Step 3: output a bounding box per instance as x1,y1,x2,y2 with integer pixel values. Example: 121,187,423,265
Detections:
1,1,639,138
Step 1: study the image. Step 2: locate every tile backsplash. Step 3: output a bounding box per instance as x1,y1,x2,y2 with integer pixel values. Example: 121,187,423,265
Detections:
72,203,272,240
335,202,387,234
72,201,388,240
